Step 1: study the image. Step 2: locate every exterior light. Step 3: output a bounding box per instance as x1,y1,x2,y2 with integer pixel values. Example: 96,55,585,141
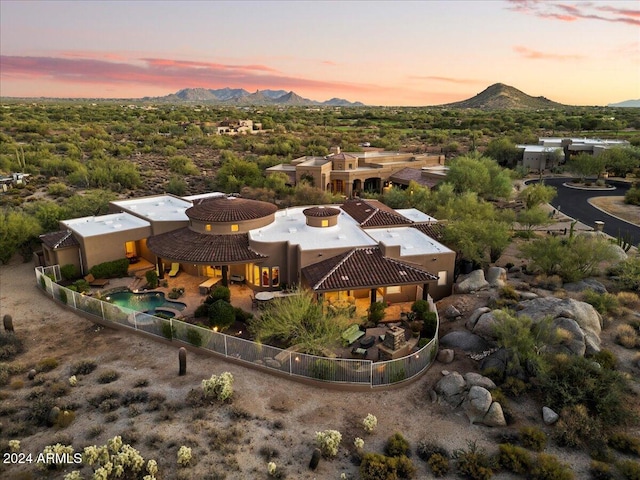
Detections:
213,326,218,332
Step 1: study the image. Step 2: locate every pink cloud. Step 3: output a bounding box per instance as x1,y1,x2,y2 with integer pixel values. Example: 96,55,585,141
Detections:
322,60,338,66
507,0,640,26
0,55,379,97
408,76,485,85
514,45,584,61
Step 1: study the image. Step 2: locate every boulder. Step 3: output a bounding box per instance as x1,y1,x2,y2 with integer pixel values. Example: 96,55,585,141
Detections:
463,386,493,424
487,267,507,288
463,372,497,390
610,245,629,262
516,297,602,354
552,317,586,356
434,371,467,407
456,270,489,294
437,348,455,364
264,358,282,369
482,402,507,427
473,312,500,340
518,291,539,301
466,307,491,330
444,305,462,320
479,348,525,381
542,406,559,425
564,279,607,294
440,331,493,353
427,388,438,403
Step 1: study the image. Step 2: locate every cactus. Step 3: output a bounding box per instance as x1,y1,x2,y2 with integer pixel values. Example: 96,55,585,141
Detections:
178,347,187,376
15,146,26,170
616,231,632,253
569,219,577,239
3,314,13,332
309,448,321,470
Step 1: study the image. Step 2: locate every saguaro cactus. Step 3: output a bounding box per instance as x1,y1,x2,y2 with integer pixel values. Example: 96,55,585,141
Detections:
3,314,13,332
178,347,187,376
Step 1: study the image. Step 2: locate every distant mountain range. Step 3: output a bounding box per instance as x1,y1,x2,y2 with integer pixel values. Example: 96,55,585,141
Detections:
607,99,640,108
440,83,565,110
146,88,365,107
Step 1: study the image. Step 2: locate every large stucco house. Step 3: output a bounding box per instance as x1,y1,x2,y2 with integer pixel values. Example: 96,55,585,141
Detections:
266,148,445,196
39,194,455,303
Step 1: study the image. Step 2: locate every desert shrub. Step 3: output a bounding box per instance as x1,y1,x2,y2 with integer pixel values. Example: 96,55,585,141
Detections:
121,390,149,405
535,274,564,291
133,378,149,388
538,353,634,428
530,453,574,480
315,429,342,457
500,284,520,300
186,328,203,347
201,372,234,402
36,357,58,372
70,359,97,376
421,311,438,339
206,286,231,304
71,279,91,293
417,441,450,462
428,453,450,477
207,300,236,331
625,186,640,205
88,389,121,409
454,441,495,480
590,460,615,480
194,303,209,318
395,455,416,479
368,301,387,323
519,426,547,451
310,358,336,381
497,443,533,474
554,404,600,448
60,263,79,280
591,349,618,370
410,299,430,320
145,269,159,289
617,291,640,308
363,413,378,433
360,452,399,480
28,394,56,426
160,321,176,340
502,376,528,397
97,370,120,384
89,258,129,278
583,290,620,315
615,324,638,348
54,409,75,428
385,432,410,457
87,425,104,439
608,257,640,291
617,459,640,480
234,306,253,323
0,331,25,361
609,433,640,456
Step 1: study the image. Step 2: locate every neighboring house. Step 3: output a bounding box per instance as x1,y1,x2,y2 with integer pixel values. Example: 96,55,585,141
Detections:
0,172,30,192
517,137,630,171
216,119,262,135
266,147,445,196
39,194,455,302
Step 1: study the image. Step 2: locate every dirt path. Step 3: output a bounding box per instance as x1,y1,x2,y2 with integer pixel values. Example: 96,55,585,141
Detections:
0,259,593,479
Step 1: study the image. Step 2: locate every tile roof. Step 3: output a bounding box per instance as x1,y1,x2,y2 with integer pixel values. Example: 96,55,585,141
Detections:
341,199,412,228
389,167,441,188
39,230,79,249
301,247,438,292
147,228,267,264
302,206,341,217
187,196,277,223
410,223,446,242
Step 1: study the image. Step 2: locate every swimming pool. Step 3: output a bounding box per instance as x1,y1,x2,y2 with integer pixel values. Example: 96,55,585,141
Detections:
106,291,186,314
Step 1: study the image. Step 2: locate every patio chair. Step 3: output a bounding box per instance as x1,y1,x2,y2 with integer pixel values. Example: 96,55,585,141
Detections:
168,263,180,277
84,273,109,288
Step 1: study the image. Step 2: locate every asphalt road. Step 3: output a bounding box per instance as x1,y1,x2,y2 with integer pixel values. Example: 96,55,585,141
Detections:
527,178,640,246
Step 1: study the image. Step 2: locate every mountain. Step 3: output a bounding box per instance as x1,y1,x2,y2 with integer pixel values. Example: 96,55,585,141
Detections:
150,88,363,106
608,99,640,108
441,83,565,109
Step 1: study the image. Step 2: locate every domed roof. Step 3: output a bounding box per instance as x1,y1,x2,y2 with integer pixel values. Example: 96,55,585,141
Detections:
187,196,278,223
302,206,341,218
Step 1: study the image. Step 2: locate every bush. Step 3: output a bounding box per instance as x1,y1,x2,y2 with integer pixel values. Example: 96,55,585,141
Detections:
201,372,234,402
519,426,547,452
194,303,209,318
583,290,620,315
591,349,618,370
395,455,416,479
360,452,399,480
428,453,450,477
609,433,640,456
554,404,600,448
145,270,159,289
60,264,79,281
206,286,231,304
160,321,176,340
385,433,410,458
36,357,58,373
368,301,386,323
615,324,638,348
608,257,640,291
454,441,495,480
590,460,615,480
617,459,640,480
186,328,203,347
421,311,438,339
497,443,533,474
0,331,24,362
208,300,236,331
416,441,449,462
410,299,430,320
530,453,574,480
89,258,129,278
70,360,97,376
97,370,120,384
363,413,378,433
625,186,640,205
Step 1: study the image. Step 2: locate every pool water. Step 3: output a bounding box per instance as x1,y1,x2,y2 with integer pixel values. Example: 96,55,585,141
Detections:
107,291,186,314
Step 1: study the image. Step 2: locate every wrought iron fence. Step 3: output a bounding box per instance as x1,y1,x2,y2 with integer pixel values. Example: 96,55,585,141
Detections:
35,266,439,388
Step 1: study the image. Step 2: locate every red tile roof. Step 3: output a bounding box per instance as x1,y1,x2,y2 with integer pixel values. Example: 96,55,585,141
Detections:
303,206,341,217
39,230,79,249
187,196,277,223
389,168,441,188
147,228,267,264
341,199,412,227
301,247,437,292
410,223,446,242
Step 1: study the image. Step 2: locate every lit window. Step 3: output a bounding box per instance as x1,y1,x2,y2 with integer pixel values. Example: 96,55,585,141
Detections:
321,219,329,227
437,271,447,286
205,224,212,232
231,224,239,232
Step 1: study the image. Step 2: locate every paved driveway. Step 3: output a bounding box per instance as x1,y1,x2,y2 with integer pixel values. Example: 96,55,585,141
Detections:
527,177,640,246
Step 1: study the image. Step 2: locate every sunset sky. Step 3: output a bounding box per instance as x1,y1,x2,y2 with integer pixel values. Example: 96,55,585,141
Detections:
1,0,638,106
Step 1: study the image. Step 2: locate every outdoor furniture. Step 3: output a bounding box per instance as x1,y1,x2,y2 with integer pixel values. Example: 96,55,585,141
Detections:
199,277,219,295
230,274,245,283
84,273,109,288
341,324,365,346
351,347,368,358
168,263,180,277
359,335,376,349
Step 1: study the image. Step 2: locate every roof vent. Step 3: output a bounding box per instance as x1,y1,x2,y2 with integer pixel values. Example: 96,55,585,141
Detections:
288,227,297,233
399,271,407,276
337,234,346,240
340,275,349,281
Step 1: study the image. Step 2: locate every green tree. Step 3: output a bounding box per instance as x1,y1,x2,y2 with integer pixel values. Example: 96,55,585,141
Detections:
516,206,552,233
601,147,640,178
518,183,557,209
446,153,513,199
0,209,42,263
168,155,199,175
485,138,521,167
570,153,607,180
